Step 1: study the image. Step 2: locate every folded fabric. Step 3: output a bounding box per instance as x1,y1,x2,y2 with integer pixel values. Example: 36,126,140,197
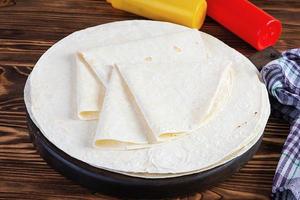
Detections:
261,48,300,200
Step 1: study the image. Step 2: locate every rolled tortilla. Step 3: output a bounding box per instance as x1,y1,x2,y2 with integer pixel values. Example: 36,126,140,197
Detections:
76,55,104,120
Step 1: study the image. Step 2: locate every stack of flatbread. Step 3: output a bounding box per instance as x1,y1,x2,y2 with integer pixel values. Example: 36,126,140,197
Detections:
24,20,270,178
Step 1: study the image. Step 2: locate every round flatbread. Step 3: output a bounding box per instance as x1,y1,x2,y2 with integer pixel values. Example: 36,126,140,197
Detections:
24,20,270,176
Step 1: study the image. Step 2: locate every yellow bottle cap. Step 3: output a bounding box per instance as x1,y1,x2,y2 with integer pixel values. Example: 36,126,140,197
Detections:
107,0,207,29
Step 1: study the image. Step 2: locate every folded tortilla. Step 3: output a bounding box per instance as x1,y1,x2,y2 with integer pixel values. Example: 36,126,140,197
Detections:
80,30,233,145
76,55,104,120
93,66,154,149
75,24,196,121
79,29,207,87
78,29,213,146
113,82,270,178
118,61,233,142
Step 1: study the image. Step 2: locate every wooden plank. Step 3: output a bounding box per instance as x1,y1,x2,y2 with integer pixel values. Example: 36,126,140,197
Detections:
0,0,299,199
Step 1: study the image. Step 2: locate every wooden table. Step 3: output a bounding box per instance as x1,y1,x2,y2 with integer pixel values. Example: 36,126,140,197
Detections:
0,0,299,199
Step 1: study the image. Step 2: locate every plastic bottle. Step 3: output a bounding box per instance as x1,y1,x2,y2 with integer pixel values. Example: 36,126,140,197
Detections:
107,0,207,29
206,0,282,50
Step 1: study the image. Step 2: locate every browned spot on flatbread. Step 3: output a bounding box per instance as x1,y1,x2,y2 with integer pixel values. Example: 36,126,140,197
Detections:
144,56,152,62
173,46,182,52
236,121,248,129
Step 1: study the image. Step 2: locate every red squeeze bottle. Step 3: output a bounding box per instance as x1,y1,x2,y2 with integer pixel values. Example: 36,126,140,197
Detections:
206,0,282,50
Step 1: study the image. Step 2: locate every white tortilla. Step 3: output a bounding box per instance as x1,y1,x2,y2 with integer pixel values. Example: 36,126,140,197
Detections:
75,22,199,121
76,55,104,120
93,66,152,148
80,29,233,145
24,20,270,176
118,83,270,178
117,61,233,141
79,29,207,87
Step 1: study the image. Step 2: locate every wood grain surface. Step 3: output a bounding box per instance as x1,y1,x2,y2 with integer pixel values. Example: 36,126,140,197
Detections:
0,0,299,199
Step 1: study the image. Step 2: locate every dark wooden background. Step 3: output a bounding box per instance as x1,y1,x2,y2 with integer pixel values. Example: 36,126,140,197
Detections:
0,0,299,199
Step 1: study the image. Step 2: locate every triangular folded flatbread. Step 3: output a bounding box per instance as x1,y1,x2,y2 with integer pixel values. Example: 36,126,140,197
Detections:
118,61,233,142
77,29,233,147
93,66,154,149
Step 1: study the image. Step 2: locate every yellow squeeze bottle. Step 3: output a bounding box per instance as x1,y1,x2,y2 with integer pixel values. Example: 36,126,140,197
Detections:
107,0,207,29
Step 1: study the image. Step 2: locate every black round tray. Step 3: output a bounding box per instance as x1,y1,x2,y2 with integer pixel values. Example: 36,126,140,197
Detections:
25,45,279,199
26,112,262,199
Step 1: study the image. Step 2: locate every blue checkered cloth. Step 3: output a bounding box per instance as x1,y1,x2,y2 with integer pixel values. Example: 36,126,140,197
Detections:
261,48,300,200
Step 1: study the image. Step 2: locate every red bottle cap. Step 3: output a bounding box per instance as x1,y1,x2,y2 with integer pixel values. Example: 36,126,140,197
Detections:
206,0,282,50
